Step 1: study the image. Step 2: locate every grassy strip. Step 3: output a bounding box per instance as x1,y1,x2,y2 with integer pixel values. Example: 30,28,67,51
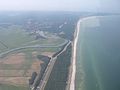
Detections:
0,84,27,90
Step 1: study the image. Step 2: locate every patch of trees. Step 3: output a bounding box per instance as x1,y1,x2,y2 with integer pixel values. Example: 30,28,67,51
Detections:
29,72,37,85
45,44,72,90
33,55,50,89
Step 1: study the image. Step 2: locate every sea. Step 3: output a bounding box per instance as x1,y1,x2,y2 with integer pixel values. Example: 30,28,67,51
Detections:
76,15,120,90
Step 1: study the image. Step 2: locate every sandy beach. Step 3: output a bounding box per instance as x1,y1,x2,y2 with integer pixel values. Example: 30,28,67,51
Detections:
70,16,97,90
69,18,81,90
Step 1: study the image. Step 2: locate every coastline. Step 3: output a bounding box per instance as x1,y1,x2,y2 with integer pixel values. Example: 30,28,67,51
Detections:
69,18,81,90
70,16,97,90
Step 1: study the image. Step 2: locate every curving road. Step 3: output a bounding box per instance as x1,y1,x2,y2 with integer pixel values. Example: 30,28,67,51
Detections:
0,40,68,58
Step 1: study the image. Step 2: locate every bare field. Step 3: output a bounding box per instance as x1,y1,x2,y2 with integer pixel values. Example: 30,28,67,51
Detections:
41,52,54,57
0,77,29,86
0,51,50,87
1,53,25,65
0,70,24,77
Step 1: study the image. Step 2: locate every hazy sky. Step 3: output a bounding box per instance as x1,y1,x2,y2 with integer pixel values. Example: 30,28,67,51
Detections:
0,0,119,12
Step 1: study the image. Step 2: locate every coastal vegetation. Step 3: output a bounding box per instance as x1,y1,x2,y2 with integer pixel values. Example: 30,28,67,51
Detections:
45,44,72,90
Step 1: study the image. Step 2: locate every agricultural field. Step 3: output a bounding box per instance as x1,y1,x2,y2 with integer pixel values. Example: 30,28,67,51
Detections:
0,12,78,90
0,25,66,53
0,48,54,90
0,20,60,89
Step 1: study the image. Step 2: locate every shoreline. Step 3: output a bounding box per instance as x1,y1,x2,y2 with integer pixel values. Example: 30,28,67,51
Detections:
70,16,97,90
69,17,81,90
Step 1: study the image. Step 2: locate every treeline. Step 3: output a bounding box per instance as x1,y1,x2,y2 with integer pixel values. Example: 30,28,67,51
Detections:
33,55,50,90
32,45,66,90
45,43,72,90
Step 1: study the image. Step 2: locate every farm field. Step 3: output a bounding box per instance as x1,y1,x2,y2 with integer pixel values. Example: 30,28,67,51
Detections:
0,12,79,90
0,25,66,53
0,48,54,90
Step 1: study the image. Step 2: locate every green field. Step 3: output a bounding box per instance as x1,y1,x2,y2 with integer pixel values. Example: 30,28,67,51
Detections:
0,84,27,90
0,24,64,90
0,25,65,53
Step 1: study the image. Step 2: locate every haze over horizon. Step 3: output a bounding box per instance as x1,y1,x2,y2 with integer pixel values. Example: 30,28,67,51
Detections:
0,0,119,13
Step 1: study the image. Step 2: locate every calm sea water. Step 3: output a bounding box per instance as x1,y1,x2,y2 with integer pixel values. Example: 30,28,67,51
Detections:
76,15,120,90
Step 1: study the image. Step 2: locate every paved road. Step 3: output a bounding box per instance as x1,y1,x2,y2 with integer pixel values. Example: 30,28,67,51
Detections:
0,40,68,58
36,41,71,90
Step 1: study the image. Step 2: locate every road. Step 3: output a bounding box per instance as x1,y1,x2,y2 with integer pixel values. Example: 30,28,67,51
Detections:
36,41,71,90
0,40,68,58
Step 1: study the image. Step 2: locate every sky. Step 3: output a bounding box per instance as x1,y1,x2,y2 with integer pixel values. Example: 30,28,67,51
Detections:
0,0,119,12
